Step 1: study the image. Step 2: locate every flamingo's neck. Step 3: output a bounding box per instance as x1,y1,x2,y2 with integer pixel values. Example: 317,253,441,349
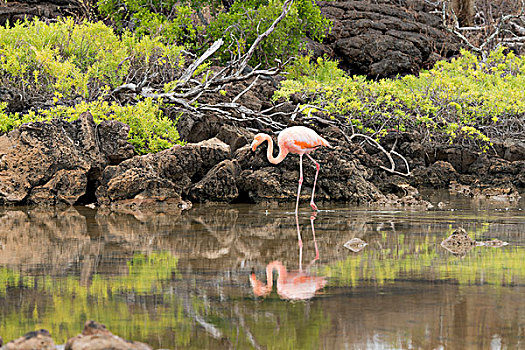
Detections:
262,134,288,165
267,261,287,284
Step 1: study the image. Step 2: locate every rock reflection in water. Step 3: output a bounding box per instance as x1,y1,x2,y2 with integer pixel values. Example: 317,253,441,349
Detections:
343,237,368,252
0,202,524,349
441,227,509,256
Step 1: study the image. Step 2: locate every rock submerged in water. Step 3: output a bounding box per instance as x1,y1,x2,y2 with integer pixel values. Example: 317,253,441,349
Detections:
65,320,152,350
343,237,368,252
441,228,510,256
3,329,55,350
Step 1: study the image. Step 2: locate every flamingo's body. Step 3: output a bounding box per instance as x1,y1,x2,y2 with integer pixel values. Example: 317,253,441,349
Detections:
251,126,330,214
250,260,326,300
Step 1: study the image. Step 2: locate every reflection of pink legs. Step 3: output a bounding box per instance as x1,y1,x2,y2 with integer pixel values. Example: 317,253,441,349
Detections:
295,212,303,249
310,211,319,261
306,154,320,212
295,154,303,215
295,212,303,271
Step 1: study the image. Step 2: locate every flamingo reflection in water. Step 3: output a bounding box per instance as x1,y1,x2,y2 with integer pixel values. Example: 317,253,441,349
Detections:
250,212,326,301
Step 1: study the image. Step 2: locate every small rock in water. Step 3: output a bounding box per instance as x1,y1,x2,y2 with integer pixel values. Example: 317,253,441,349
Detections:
4,329,55,350
344,238,368,252
481,239,509,248
65,320,152,350
440,228,477,256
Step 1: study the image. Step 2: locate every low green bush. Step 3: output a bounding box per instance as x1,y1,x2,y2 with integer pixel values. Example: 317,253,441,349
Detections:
97,0,200,47
0,19,185,154
276,48,525,149
0,99,183,154
206,0,331,66
96,0,331,67
0,18,185,101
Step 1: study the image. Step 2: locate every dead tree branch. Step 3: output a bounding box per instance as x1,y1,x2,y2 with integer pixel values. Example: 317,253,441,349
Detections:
440,0,525,58
350,134,412,176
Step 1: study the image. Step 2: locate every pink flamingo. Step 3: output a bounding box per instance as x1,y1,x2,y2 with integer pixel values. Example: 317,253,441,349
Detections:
251,126,331,214
250,260,326,301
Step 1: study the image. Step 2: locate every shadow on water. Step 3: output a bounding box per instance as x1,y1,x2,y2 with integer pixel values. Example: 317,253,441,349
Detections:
0,196,524,349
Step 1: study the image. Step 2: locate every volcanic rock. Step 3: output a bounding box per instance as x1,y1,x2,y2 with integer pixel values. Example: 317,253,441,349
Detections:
65,320,152,350
0,112,133,206
3,329,56,350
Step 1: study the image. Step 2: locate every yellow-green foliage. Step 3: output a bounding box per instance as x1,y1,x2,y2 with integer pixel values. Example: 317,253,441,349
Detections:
322,227,524,288
0,251,330,349
277,49,525,147
1,99,183,154
0,18,186,154
0,18,184,100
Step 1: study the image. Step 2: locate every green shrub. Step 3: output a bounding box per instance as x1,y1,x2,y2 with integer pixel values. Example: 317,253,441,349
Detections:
1,99,183,154
206,0,331,66
96,0,331,67
0,18,185,101
97,0,201,47
276,48,525,149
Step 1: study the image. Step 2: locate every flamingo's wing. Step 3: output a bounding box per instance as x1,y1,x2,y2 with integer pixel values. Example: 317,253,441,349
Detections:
280,127,329,154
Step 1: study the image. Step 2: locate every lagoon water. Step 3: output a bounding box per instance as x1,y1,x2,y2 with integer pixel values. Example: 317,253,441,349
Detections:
0,194,524,349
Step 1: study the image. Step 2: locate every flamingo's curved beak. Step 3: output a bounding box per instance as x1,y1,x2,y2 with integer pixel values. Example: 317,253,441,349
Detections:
250,140,258,152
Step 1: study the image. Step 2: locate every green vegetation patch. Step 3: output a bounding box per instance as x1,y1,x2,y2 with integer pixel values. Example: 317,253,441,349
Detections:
97,0,331,66
277,48,525,149
0,19,185,154
0,99,183,154
0,18,185,100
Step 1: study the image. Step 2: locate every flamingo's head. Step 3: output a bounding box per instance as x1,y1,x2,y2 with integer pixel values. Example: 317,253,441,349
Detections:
250,133,266,152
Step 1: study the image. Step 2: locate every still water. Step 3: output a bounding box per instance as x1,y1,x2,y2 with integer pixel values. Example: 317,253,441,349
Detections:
0,195,524,349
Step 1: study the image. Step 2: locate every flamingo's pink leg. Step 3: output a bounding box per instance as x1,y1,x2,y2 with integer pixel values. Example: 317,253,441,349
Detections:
295,154,304,215
306,154,320,211
310,211,319,260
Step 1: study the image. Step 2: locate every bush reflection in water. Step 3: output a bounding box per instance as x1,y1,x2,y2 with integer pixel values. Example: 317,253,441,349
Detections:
0,203,524,349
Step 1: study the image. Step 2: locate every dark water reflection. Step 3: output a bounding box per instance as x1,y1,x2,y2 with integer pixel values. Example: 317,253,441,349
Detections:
0,196,524,349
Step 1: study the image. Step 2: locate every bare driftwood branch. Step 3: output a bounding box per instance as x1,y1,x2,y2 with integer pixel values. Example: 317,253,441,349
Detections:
236,0,295,75
350,134,411,176
440,0,525,58
177,39,224,87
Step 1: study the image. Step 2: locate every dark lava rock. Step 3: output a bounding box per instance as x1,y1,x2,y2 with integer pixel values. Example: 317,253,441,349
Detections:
4,329,56,350
237,142,384,205
412,161,458,188
96,138,233,206
441,227,479,256
188,159,241,203
65,320,152,350
0,112,134,206
0,1,87,26
318,0,459,78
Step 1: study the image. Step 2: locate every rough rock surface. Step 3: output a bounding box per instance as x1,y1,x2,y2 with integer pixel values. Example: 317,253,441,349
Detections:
0,1,87,26
65,320,152,350
382,132,525,201
317,0,459,78
3,329,56,350
0,112,133,206
236,142,384,205
95,137,233,206
0,116,523,208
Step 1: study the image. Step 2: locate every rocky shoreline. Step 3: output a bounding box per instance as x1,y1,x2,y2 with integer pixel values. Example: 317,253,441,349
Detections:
0,321,154,350
0,111,523,210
